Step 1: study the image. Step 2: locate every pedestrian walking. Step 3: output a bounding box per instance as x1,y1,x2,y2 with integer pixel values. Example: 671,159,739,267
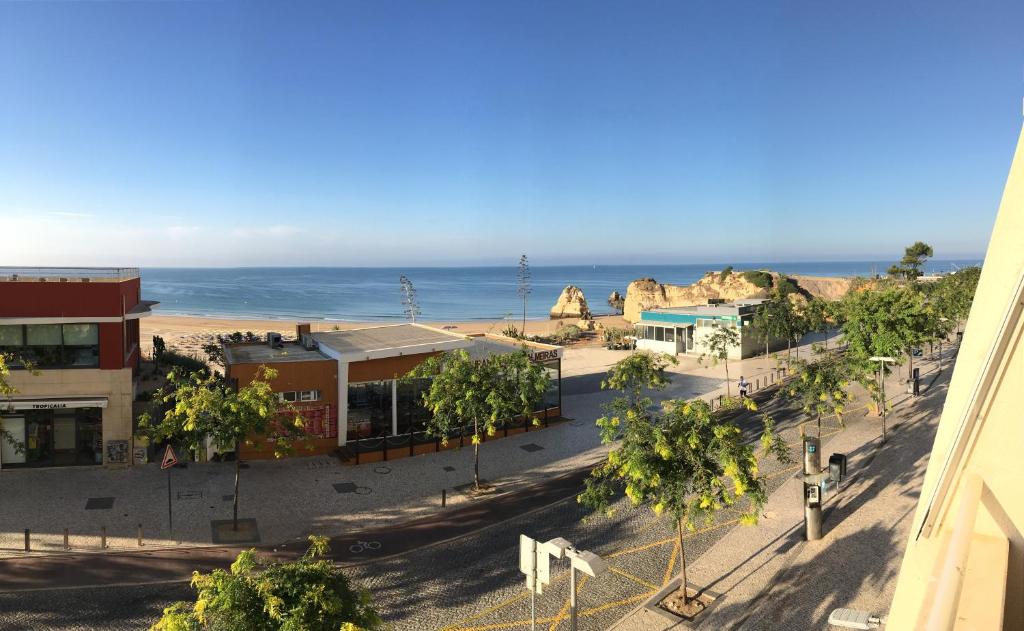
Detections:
738,376,749,398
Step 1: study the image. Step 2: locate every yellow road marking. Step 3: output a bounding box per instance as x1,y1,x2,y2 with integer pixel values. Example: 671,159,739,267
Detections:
609,566,660,591
662,539,679,586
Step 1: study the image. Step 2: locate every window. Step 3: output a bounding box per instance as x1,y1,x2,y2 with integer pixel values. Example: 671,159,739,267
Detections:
654,327,665,342
665,327,675,342
2,324,99,368
278,390,320,403
645,326,655,339
348,381,393,439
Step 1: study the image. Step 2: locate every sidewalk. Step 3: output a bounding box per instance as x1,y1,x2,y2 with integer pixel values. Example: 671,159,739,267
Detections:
0,333,831,558
611,345,951,630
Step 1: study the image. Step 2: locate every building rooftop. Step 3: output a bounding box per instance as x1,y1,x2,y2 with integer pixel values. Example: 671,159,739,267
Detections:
464,334,561,361
644,298,768,317
0,267,140,282
312,323,468,356
223,341,330,365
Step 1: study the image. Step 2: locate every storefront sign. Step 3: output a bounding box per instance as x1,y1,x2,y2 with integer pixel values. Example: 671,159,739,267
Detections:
529,350,560,362
6,398,108,410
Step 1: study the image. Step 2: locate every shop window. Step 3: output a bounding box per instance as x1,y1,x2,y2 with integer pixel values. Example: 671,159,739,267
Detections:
665,327,675,343
348,381,393,439
655,327,665,342
541,359,560,411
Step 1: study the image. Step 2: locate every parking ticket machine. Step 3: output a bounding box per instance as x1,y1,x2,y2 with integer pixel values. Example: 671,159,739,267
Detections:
803,437,823,540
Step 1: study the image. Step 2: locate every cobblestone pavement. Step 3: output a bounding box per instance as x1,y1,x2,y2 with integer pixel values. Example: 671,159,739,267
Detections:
5,373,876,631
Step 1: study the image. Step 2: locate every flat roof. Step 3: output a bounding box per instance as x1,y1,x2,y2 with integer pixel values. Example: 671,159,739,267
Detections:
645,299,767,317
464,335,561,361
0,267,139,282
312,323,467,356
224,342,330,364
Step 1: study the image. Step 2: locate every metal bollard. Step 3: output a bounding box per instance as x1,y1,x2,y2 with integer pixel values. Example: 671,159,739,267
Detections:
138,523,144,547
24,529,30,552
441,489,447,508
64,528,69,551
101,526,107,550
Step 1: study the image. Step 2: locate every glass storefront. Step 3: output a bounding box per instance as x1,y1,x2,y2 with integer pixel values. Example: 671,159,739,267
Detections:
539,358,561,411
0,407,103,468
347,381,393,440
396,377,432,435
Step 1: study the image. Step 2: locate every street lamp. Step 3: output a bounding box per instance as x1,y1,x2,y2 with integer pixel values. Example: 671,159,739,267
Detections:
565,546,609,631
868,357,897,442
938,317,950,372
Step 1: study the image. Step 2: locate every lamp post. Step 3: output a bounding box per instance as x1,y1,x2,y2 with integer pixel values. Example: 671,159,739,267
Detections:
869,357,897,442
938,318,950,372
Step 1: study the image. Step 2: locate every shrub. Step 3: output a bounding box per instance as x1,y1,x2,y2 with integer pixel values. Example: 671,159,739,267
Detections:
161,350,209,375
502,324,523,339
718,266,734,282
603,326,634,350
742,270,774,289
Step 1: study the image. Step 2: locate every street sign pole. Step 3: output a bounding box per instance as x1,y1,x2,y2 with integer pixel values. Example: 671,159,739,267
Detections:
161,445,179,541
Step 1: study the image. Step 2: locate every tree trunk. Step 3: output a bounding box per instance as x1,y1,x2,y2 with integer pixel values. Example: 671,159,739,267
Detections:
787,338,792,363
473,418,481,491
522,298,527,338
824,329,829,351
817,412,821,439
765,340,769,357
724,359,731,398
677,517,688,605
908,350,914,382
233,447,240,531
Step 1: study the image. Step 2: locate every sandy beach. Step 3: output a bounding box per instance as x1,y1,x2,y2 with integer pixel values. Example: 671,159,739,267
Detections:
140,313,630,358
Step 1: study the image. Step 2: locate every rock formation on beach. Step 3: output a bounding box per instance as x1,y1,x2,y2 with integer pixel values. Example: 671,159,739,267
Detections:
550,285,592,319
622,271,852,322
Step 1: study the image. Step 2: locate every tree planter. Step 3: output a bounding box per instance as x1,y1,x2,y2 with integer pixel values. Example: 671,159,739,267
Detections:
643,578,720,625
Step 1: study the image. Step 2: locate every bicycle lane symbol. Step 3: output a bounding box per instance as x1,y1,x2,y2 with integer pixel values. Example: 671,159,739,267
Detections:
348,540,382,554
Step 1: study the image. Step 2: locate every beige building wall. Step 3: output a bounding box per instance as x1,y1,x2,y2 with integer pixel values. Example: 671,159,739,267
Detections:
4,368,135,466
887,125,1024,629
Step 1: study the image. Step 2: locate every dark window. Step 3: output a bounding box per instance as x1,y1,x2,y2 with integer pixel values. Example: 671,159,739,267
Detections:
347,381,393,439
0,324,99,368
654,327,665,342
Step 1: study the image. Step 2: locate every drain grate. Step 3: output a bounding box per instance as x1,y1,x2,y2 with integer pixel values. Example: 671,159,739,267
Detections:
85,497,115,510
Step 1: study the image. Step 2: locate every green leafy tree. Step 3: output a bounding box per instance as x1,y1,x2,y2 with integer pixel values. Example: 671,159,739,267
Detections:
152,535,381,631
580,355,787,608
152,335,167,369
751,298,786,358
839,285,927,406
888,241,934,281
802,298,834,350
407,348,549,491
0,353,21,456
778,355,852,438
141,365,307,531
699,325,740,397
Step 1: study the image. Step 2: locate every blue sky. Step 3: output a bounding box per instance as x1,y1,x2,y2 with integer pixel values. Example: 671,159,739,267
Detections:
1,1,1021,267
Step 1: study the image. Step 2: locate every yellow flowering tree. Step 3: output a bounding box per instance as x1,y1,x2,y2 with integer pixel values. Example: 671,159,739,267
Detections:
141,365,307,531
152,535,381,630
407,348,549,492
579,354,788,608
778,354,852,438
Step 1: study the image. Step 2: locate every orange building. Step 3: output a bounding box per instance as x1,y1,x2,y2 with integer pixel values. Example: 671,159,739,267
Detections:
223,323,562,463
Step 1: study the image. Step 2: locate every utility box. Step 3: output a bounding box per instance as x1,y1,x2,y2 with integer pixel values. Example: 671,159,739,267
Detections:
829,453,847,485
803,437,821,475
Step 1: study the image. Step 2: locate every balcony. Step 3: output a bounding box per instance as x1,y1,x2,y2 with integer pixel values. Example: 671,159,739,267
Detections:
0,267,140,283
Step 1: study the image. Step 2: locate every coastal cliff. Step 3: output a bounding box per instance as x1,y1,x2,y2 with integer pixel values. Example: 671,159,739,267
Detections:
622,271,852,322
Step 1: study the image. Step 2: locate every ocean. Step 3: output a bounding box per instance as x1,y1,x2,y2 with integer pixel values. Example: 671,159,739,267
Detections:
141,260,979,322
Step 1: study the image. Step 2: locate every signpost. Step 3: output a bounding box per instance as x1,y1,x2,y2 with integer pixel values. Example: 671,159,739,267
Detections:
519,535,571,631
161,445,178,539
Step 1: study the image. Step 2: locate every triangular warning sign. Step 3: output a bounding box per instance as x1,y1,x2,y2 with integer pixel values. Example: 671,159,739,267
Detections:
161,444,178,469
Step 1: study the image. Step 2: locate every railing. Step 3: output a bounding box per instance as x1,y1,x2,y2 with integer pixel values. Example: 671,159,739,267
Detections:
344,406,558,464
0,267,139,281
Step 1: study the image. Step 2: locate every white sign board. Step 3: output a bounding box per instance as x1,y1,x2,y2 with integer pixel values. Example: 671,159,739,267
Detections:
519,534,536,575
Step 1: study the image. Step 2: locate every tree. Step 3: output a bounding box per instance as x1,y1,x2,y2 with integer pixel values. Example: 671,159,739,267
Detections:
152,535,382,631
141,365,308,531
699,325,740,397
407,348,549,491
839,285,926,405
888,241,934,281
0,353,22,456
399,274,421,323
153,335,167,369
751,299,786,358
579,356,788,610
802,298,833,350
516,255,531,336
777,354,852,438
